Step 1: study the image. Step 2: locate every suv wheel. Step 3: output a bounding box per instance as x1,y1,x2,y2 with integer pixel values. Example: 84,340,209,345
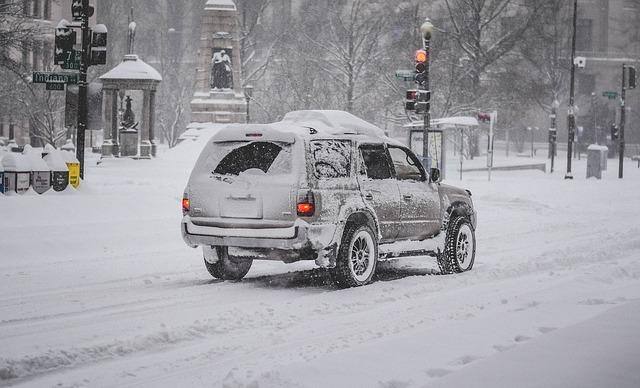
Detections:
204,246,253,281
330,223,378,287
438,216,476,274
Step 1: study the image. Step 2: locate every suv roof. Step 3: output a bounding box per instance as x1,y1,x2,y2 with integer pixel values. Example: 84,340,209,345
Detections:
211,110,403,146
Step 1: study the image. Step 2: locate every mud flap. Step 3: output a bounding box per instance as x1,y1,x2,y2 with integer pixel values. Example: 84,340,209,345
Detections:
315,242,338,268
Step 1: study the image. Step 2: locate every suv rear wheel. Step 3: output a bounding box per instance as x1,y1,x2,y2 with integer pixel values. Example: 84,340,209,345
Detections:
330,223,378,287
438,216,476,274
204,246,253,281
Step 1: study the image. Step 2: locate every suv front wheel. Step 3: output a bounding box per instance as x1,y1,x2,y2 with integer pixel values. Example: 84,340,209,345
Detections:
438,216,476,274
330,223,378,287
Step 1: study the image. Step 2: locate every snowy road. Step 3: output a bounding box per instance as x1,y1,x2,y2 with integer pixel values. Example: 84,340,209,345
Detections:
2,137,640,387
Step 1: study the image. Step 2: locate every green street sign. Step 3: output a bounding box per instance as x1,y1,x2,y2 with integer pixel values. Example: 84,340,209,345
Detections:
61,50,81,70
602,91,618,99
32,71,79,85
395,70,415,81
46,81,65,91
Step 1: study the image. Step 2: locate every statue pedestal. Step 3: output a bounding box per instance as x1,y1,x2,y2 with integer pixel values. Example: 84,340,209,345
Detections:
190,90,247,123
139,140,152,159
120,130,138,157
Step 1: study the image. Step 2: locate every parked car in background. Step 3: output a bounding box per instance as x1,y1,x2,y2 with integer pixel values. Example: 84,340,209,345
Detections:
181,110,476,287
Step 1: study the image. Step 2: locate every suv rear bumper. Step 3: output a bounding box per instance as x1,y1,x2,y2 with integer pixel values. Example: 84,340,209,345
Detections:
182,216,320,251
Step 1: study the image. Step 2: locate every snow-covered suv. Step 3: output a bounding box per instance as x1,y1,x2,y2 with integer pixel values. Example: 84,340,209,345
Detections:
181,110,477,287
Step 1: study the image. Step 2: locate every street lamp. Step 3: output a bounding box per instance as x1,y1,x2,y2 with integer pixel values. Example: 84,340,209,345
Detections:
565,0,578,180
420,19,433,170
549,99,559,173
244,84,253,124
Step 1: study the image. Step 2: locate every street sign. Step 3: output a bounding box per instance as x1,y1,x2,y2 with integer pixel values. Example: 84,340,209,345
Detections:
61,50,81,70
395,70,414,81
32,71,79,85
602,91,618,99
46,81,65,91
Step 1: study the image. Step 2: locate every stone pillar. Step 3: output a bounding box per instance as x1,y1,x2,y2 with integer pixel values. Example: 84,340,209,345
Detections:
149,89,157,157
112,89,120,156
101,88,114,157
139,90,151,158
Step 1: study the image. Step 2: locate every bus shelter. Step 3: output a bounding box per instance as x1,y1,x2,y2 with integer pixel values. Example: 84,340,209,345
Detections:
402,116,478,180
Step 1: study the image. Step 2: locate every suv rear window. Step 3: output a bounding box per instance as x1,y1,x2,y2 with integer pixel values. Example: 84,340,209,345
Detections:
310,140,351,178
210,141,292,176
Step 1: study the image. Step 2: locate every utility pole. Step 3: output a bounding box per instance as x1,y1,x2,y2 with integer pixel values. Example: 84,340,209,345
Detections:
549,99,559,173
76,0,90,179
420,20,433,170
565,0,578,180
619,64,626,179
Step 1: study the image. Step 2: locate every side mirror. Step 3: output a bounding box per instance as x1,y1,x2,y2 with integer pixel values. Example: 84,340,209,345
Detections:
430,167,441,183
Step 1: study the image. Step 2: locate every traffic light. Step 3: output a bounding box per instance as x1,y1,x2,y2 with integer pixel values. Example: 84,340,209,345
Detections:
55,24,76,65
477,112,491,123
71,0,83,20
611,124,619,141
405,90,417,111
90,24,108,65
415,49,428,86
71,1,94,21
627,66,636,89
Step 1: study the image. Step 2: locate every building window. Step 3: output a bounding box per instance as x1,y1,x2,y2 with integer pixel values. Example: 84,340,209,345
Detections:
33,0,40,18
43,0,51,19
22,0,30,16
576,18,593,52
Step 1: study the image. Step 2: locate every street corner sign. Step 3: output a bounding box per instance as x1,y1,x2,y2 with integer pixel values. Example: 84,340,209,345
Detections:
395,69,415,81
32,71,79,85
602,91,618,100
46,81,65,91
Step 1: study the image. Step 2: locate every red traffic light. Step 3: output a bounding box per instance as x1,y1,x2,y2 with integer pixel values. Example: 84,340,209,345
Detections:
477,112,491,123
406,90,417,100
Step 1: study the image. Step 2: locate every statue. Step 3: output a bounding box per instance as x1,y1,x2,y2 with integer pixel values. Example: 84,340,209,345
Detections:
210,49,233,90
121,95,138,130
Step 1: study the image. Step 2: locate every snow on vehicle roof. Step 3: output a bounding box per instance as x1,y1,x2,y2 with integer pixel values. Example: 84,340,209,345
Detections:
209,110,399,145
280,110,386,138
99,55,162,81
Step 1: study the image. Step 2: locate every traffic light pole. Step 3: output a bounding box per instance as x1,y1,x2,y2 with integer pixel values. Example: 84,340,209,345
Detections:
619,64,626,179
565,0,577,180
76,0,90,179
422,37,430,170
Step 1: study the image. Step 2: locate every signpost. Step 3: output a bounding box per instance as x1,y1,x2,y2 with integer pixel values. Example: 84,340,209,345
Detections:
32,71,79,85
395,70,415,82
602,91,618,100
61,50,81,70
46,81,65,91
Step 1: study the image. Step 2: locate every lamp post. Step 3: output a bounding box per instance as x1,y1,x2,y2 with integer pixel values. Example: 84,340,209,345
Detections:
565,0,578,180
549,99,559,173
420,19,433,170
244,84,253,124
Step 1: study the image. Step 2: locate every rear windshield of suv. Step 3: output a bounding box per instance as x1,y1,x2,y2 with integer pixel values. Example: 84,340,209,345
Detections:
310,140,351,178
200,141,292,176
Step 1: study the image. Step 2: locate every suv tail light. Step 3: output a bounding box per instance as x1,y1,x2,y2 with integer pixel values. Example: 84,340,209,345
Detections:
182,196,190,215
297,190,315,217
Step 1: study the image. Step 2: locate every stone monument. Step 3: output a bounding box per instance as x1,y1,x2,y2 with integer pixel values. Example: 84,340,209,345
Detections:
190,0,247,123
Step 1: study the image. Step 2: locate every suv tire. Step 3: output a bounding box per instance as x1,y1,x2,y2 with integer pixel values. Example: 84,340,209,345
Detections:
330,223,378,287
438,216,476,274
204,246,253,281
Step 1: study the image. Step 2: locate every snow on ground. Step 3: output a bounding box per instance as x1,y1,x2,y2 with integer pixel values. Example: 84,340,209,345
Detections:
1,131,640,387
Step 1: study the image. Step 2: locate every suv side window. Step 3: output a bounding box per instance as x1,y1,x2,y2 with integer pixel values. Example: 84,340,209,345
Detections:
359,145,392,180
310,140,351,178
388,146,425,181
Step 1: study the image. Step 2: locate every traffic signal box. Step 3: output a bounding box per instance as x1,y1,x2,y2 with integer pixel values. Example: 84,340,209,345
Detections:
55,26,76,65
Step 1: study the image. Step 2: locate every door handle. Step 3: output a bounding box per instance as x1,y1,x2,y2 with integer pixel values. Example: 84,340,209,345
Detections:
365,192,374,200
403,194,413,200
